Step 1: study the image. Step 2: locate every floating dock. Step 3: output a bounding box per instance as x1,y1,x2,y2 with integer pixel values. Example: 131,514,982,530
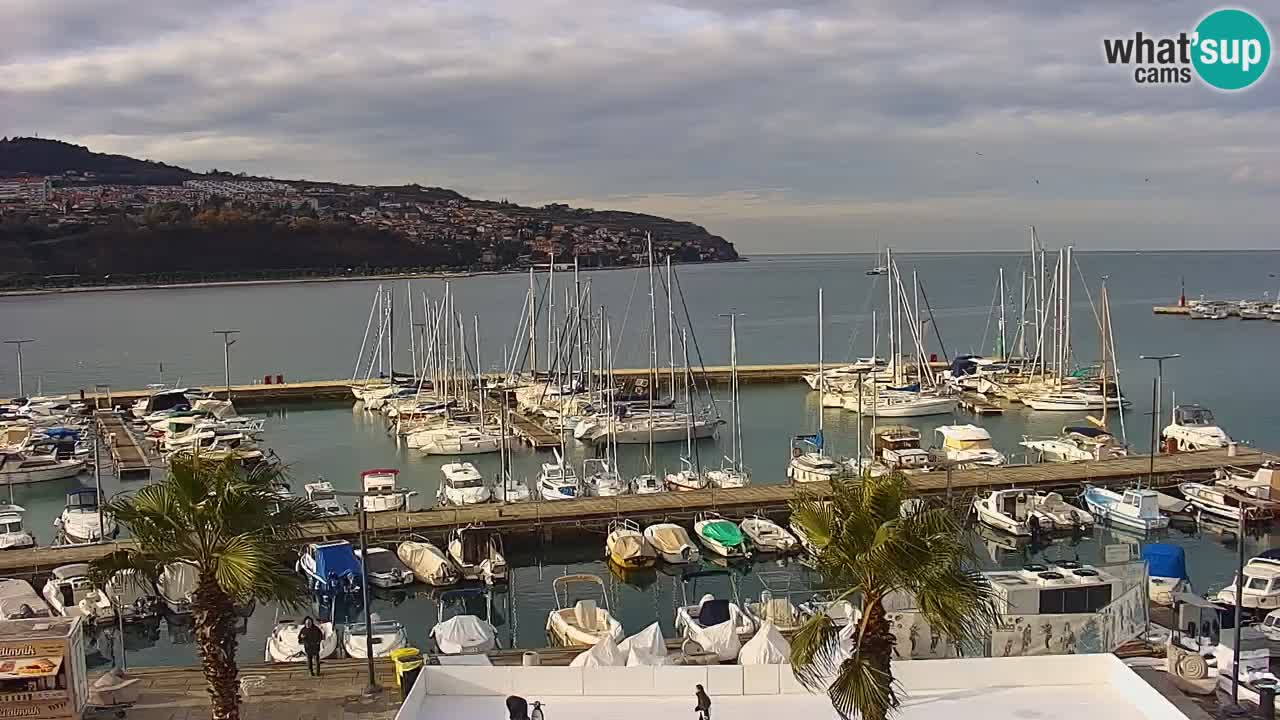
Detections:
95,410,152,476
958,392,1004,415
1,446,1269,579
509,410,562,448
1152,306,1190,315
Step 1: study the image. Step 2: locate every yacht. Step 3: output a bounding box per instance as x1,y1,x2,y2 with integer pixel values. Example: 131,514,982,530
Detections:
934,424,1006,468
1179,482,1274,522
1216,555,1280,610
786,434,844,484
846,390,957,417
55,489,117,545
546,574,624,647
538,455,579,500
643,522,700,564
1020,426,1127,463
361,468,411,513
498,473,531,503
1214,462,1279,501
1023,389,1128,412
303,480,348,517
1239,301,1270,320
972,489,1088,536
1162,404,1231,452
573,410,719,445
582,458,628,497
412,424,504,456
1080,485,1169,532
0,450,85,485
437,462,492,506
0,504,36,550
705,463,750,489
448,525,507,585
870,425,932,472
1189,303,1229,320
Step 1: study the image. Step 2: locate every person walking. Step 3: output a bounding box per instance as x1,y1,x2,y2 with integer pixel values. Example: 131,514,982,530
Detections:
298,616,324,677
695,683,712,720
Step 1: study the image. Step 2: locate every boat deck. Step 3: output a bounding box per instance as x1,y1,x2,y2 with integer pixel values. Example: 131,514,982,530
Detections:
0,447,1268,579
95,410,151,475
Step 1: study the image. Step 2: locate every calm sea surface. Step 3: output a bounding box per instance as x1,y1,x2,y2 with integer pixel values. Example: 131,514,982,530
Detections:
3,251,1280,668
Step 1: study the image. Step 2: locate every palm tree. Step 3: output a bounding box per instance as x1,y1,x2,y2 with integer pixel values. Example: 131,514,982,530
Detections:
90,454,327,720
788,473,997,720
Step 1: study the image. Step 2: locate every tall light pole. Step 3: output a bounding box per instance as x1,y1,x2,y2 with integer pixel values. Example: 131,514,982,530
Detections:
212,330,239,401
1139,353,1180,485
4,338,34,397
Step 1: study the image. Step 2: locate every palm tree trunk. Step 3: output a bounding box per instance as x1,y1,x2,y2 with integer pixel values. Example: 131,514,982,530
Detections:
863,600,895,720
193,573,242,720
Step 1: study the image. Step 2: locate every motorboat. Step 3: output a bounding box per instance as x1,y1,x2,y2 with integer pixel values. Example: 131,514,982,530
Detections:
1142,544,1189,606
1180,482,1274,522
1189,303,1228,320
0,579,53,619
356,547,415,589
972,489,1044,537
397,539,460,586
41,564,158,624
1239,301,1269,320
437,462,492,506
694,512,749,558
870,425,932,473
664,458,707,492
1214,462,1280,501
1023,390,1127,412
802,357,888,390
787,446,844,485
934,424,1006,468
412,424,504,455
631,473,663,495
582,458,628,497
430,588,498,655
361,469,410,512
303,480,347,517
297,540,363,595
1080,485,1169,532
606,519,657,568
55,489,117,545
643,522,700,564
0,504,36,550
264,618,338,663
705,464,750,489
156,561,197,615
131,387,199,420
1215,556,1280,610
448,525,507,585
849,391,957,418
0,450,85,485
546,574,625,647
738,515,798,554
674,570,757,661
538,454,579,501
743,575,807,633
1026,491,1094,530
343,619,409,658
1020,426,1127,463
1162,404,1231,452
573,411,719,446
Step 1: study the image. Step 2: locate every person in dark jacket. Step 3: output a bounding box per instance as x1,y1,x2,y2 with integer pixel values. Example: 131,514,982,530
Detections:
695,683,711,720
298,616,324,676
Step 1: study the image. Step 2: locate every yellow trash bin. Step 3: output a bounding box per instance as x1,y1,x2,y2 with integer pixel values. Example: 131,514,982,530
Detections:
390,647,424,698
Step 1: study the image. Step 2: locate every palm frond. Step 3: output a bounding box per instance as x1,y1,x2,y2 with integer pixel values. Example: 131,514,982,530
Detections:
827,653,899,720
789,610,846,691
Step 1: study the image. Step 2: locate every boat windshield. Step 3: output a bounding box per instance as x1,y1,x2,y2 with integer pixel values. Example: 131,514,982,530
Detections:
1177,406,1215,426
364,551,402,573
946,438,992,451
448,473,484,489
0,519,22,534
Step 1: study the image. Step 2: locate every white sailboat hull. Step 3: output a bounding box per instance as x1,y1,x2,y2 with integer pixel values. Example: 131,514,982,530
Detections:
0,460,85,485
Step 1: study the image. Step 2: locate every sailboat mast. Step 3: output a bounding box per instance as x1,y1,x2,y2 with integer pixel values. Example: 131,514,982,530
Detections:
1018,271,1027,360
731,314,742,472
667,255,676,399
682,328,693,468
547,254,555,380
474,315,485,421
998,267,1006,360
1099,280,1109,429
646,234,658,471
817,287,825,441
528,268,537,376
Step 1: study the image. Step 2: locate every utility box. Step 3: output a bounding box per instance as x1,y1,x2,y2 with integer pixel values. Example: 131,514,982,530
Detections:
0,616,89,720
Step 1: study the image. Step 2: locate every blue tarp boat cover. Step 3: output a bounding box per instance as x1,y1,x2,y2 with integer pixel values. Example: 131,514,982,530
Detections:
41,427,80,440
314,542,362,588
949,355,979,377
1142,544,1188,580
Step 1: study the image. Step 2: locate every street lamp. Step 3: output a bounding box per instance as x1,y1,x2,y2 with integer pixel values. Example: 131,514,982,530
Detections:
3,338,34,397
211,330,239,401
1138,354,1180,485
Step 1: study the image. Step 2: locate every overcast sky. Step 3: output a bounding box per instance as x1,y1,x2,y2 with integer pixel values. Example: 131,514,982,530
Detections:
2,1,1277,252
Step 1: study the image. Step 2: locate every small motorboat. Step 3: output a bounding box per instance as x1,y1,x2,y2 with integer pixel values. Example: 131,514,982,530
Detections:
664,458,707,492
356,547,415,589
606,519,657,569
694,513,749,558
343,619,408,658
546,574,625,647
361,468,411,513
55,489,117,545
0,504,36,550
0,579,53,620
1180,482,1273,522
430,588,498,655
935,424,1006,468
42,565,158,624
738,515,797,554
582,458,629,497
972,489,1046,536
643,522,700,564
538,454,579,501
264,618,338,663
1162,404,1231,452
303,481,347,517
1026,491,1094,530
1215,556,1280,610
674,570,757,662
297,540,364,595
0,450,85,485
1081,485,1169,532
1142,544,1189,606
397,539,460,586
448,525,507,585
155,561,197,615
437,462,492,506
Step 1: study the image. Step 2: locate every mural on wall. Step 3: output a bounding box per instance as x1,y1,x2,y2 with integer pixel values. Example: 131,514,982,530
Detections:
886,611,961,660
991,613,1103,657
1099,583,1149,650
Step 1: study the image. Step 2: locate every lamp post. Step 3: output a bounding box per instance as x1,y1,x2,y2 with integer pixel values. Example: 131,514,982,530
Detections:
1230,510,1249,711
3,338,34,397
1138,353,1180,485
212,330,239,401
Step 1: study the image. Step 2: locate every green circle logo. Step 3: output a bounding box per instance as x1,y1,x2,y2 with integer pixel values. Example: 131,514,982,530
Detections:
1192,9,1271,90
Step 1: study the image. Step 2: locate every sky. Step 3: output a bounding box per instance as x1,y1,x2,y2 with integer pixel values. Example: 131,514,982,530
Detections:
2,0,1277,253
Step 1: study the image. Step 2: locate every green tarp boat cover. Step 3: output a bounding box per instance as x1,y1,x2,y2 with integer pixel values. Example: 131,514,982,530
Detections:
701,520,743,546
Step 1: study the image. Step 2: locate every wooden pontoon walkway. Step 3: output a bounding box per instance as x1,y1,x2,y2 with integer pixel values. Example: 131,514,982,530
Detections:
0,447,1269,579
508,410,562,448
95,410,151,475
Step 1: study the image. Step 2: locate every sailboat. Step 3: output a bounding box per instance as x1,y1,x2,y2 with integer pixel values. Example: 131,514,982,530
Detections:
788,288,845,484
539,450,579,500
706,312,750,489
